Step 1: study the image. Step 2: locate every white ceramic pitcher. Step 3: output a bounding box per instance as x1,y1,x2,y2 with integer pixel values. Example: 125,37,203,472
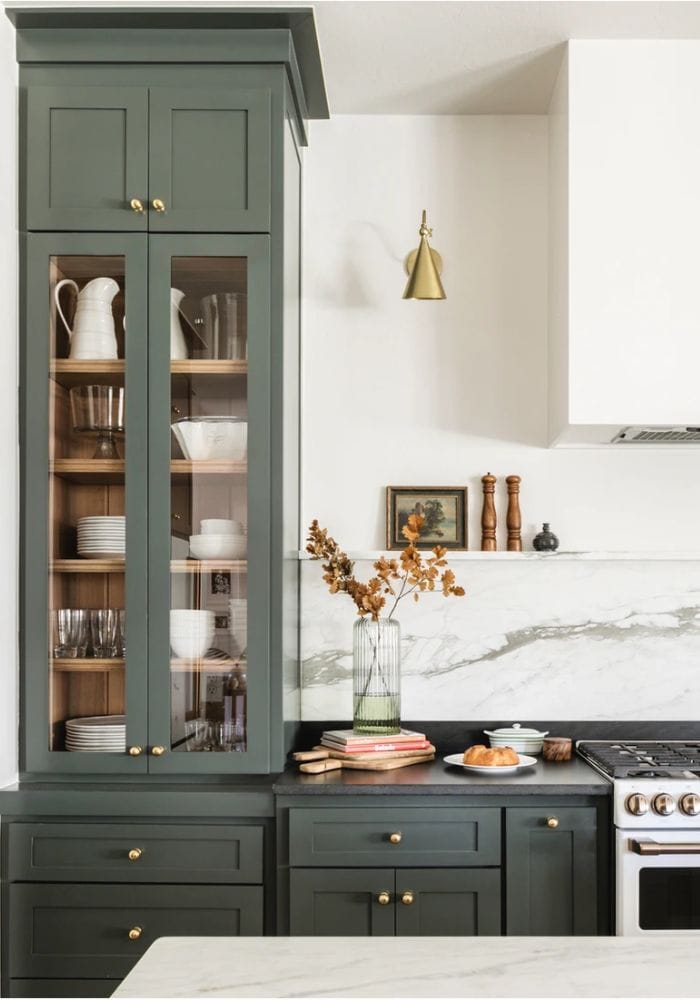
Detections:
170,288,188,360
54,276,120,360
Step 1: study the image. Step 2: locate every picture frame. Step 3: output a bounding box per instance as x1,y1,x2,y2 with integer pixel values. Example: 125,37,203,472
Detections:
386,486,468,550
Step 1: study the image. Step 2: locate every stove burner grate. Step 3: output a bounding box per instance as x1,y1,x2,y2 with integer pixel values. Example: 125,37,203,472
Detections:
577,741,700,778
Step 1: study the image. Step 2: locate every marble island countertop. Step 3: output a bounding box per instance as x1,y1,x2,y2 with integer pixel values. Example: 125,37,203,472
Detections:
273,755,610,794
113,935,699,998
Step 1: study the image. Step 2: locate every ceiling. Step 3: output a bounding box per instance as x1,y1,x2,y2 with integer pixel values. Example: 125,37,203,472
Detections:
307,0,700,114
7,0,700,113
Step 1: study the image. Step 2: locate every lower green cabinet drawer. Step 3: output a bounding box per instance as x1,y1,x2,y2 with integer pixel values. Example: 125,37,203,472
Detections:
8,822,263,883
289,807,500,867
9,883,263,979
9,979,121,998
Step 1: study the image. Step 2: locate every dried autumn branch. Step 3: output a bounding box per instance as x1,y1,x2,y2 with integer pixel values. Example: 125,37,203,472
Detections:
306,514,465,622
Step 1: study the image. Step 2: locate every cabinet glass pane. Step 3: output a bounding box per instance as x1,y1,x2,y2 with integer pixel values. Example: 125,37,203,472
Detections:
48,256,127,753
169,257,248,753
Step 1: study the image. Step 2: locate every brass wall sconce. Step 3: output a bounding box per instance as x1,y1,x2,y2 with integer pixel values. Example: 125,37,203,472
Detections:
403,210,446,300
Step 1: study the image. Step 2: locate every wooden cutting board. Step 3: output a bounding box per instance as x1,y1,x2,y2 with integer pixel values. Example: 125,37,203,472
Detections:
299,753,435,774
294,745,436,763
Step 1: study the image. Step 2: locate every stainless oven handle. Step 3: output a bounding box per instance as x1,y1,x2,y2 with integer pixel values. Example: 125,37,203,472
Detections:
631,839,700,856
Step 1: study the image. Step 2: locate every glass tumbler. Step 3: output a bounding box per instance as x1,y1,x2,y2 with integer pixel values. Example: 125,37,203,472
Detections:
91,609,119,658
52,609,89,659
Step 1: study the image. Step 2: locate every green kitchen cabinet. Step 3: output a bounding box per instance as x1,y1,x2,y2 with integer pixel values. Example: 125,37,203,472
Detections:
289,868,502,937
9,979,121,998
23,67,274,233
505,806,601,935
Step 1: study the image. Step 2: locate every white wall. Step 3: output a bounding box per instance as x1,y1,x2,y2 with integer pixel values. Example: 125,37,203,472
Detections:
0,16,17,783
302,115,700,554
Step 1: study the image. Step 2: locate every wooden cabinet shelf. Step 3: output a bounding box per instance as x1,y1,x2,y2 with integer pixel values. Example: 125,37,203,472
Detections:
51,559,125,574
170,658,247,673
170,560,247,574
171,460,247,478
51,658,124,672
50,359,124,388
51,459,125,484
170,361,247,375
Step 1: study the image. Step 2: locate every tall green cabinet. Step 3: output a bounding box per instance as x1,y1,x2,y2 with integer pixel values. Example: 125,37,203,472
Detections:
3,9,327,997
15,13,327,779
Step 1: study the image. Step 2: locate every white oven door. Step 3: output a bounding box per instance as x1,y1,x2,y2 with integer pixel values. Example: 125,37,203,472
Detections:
617,828,700,935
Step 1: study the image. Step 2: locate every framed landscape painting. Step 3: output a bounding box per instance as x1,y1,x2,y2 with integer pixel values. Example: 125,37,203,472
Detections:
386,487,468,550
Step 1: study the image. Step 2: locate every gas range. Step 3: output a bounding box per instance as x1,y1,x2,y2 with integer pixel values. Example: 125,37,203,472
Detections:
577,740,700,828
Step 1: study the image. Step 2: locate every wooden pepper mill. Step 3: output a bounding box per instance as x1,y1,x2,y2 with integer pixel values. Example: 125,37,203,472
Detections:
480,473,497,551
506,475,522,552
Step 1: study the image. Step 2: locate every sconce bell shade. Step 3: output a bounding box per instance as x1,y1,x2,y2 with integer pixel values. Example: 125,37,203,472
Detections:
403,210,446,300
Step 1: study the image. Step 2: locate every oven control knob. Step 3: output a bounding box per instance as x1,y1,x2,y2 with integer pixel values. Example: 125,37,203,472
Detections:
680,793,700,817
652,793,676,816
625,793,649,816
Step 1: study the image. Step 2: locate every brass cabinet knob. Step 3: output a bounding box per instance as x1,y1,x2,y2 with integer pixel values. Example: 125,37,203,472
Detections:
389,832,402,845
400,891,414,906
128,746,143,757
128,848,143,861
376,891,391,906
152,198,166,213
129,198,145,214
546,816,559,829
128,926,142,941
151,745,166,756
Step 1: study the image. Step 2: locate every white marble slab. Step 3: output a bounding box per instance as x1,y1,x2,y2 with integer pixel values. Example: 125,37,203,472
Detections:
113,935,700,997
300,559,700,720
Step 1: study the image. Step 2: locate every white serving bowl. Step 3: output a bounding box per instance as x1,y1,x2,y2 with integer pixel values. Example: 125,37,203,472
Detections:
200,518,243,535
189,533,246,560
171,417,247,461
170,634,213,660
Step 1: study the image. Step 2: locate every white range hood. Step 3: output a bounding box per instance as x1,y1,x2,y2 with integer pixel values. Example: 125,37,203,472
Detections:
548,42,700,446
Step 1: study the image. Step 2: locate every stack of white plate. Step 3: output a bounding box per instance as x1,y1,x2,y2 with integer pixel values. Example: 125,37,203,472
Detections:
77,516,125,559
65,714,126,753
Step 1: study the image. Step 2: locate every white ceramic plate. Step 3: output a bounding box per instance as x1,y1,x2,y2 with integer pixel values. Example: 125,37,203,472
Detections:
443,753,537,775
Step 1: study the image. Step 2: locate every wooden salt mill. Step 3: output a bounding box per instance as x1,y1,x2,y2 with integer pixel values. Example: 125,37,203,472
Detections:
480,473,497,551
506,475,522,551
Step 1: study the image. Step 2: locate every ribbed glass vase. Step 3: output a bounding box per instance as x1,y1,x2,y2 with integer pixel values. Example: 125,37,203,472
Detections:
352,617,401,735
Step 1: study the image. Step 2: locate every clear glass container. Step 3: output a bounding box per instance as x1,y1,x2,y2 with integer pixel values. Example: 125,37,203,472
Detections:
352,618,401,735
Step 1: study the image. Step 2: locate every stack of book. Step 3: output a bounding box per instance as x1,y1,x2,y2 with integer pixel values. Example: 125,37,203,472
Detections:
320,728,432,756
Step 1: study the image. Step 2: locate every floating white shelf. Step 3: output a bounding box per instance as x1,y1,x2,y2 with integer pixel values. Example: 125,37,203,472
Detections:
298,550,700,562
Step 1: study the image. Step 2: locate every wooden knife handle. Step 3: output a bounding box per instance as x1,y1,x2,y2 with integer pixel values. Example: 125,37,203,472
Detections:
299,758,343,774
292,749,330,762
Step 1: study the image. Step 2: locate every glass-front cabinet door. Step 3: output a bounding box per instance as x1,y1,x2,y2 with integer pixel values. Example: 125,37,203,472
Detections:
23,234,149,773
147,236,271,773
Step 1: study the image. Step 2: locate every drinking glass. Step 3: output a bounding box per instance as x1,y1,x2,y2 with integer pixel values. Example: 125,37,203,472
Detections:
115,609,126,657
218,719,245,752
91,609,119,658
52,609,89,659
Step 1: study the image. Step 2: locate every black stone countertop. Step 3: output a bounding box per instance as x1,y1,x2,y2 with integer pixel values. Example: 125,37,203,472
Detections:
273,756,610,796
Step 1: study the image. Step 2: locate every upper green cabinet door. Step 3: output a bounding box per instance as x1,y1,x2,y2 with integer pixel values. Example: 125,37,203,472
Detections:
148,87,271,232
25,85,149,231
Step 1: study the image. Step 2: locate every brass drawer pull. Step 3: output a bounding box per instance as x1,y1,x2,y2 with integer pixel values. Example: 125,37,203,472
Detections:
129,198,145,214
127,848,143,861
128,926,142,941
376,891,391,906
128,746,143,757
389,832,402,845
151,745,166,756
152,198,166,213
546,816,559,829
400,891,414,906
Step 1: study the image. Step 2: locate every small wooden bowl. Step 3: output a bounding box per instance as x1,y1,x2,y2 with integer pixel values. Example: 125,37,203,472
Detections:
542,737,572,762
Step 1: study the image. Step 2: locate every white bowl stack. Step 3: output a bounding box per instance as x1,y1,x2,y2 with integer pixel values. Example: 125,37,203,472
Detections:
65,714,126,752
228,598,247,658
77,516,125,559
170,609,215,660
484,722,549,755
189,518,247,561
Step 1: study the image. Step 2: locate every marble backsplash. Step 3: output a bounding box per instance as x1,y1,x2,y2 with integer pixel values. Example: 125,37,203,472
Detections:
299,559,700,721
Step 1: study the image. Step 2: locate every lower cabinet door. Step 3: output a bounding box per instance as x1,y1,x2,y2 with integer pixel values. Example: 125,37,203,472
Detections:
9,979,121,998
505,807,598,935
289,869,396,936
10,883,263,979
395,869,501,936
